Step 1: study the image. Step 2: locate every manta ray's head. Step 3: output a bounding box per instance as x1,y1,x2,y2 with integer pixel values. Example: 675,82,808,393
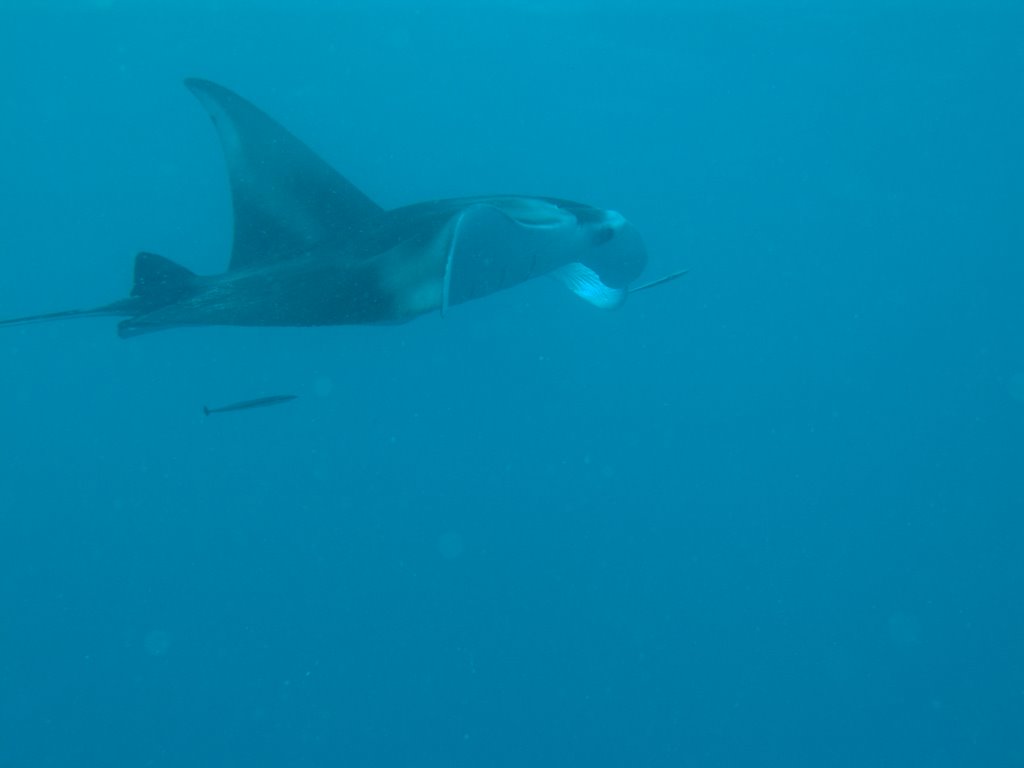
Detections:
474,196,647,292
431,195,650,315
583,208,647,289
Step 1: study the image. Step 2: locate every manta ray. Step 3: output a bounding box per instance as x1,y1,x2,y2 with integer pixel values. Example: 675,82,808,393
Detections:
1,79,681,337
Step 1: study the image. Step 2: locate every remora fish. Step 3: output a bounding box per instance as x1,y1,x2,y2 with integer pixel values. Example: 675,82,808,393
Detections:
203,394,297,416
1,78,682,337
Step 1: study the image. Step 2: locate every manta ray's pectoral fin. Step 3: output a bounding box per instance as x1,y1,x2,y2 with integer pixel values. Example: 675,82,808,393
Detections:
184,78,384,272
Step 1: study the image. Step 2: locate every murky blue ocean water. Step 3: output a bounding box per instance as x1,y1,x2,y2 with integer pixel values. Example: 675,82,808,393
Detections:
0,2,1021,765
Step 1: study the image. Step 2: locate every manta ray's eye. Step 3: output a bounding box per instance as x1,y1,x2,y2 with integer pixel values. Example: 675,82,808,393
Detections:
592,225,615,245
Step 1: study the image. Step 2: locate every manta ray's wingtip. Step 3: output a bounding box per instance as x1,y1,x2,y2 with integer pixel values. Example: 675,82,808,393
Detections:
183,78,232,102
185,77,233,108
183,76,213,91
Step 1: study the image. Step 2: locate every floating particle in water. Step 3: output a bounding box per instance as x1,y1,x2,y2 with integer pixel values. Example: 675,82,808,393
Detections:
143,629,172,657
313,375,334,397
437,531,465,560
1007,372,1024,403
887,611,922,648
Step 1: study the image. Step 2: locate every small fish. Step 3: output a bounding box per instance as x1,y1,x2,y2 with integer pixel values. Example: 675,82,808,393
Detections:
203,394,297,416
630,268,689,294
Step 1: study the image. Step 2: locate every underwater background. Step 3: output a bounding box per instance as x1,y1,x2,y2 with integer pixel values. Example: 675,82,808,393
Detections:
1,1,1021,765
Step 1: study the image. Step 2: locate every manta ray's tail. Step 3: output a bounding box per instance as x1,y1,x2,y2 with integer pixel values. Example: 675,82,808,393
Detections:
0,251,198,332
0,306,115,328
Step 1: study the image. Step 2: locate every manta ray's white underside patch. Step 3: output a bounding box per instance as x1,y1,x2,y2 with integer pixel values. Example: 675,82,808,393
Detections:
550,263,628,309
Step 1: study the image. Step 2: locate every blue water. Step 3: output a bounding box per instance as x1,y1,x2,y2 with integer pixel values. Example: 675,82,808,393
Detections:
1,2,1021,766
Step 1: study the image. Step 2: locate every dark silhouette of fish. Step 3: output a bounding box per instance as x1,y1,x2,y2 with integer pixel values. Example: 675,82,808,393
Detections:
203,395,297,416
1,78,684,337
